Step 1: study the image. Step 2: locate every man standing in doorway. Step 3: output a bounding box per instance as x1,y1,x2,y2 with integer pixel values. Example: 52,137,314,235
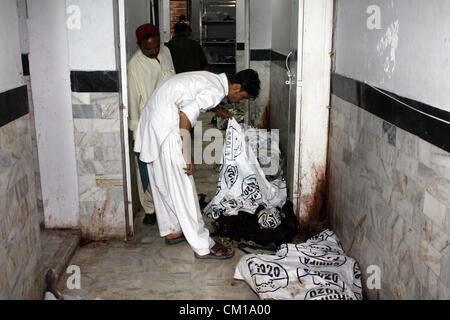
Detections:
134,69,260,259
166,21,209,74
128,23,175,225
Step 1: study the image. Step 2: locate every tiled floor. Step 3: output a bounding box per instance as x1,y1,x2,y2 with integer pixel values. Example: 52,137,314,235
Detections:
41,229,81,279
57,228,258,300
57,112,259,300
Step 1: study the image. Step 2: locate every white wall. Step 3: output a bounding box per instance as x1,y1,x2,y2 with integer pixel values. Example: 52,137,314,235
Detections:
271,0,292,54
28,0,80,228
297,0,334,224
17,0,29,55
159,0,171,43
0,0,24,93
67,0,117,71
334,0,450,111
250,0,272,49
125,0,151,61
236,0,246,44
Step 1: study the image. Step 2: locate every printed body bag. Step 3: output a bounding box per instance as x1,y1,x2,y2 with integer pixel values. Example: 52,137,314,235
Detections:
203,118,286,219
234,229,363,300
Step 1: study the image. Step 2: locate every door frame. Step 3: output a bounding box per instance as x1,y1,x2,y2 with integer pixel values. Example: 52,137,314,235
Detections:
288,0,304,214
117,0,134,239
293,0,334,225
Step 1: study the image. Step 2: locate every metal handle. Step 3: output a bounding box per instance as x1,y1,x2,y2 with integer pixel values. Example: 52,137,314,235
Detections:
285,51,294,85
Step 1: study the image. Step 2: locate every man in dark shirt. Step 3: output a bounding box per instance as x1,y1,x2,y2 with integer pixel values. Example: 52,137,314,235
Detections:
166,22,209,74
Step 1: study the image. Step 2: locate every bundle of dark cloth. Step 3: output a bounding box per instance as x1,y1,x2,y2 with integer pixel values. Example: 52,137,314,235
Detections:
211,200,299,247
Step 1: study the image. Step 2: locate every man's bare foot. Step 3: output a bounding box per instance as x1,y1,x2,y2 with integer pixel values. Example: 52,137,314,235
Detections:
194,242,235,260
165,233,186,245
165,233,183,240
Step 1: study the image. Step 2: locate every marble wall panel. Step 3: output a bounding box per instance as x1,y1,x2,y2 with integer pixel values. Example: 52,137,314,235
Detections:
328,94,450,300
248,60,271,128
269,62,290,160
0,113,44,299
72,92,126,240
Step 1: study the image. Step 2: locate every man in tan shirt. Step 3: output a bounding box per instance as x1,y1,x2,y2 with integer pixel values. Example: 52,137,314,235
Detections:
128,23,175,225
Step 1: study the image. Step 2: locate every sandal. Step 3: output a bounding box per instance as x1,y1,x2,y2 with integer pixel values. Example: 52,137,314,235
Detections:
165,234,186,245
194,242,235,260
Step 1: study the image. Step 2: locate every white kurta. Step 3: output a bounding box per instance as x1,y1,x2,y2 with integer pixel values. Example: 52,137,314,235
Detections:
134,71,229,255
135,71,229,163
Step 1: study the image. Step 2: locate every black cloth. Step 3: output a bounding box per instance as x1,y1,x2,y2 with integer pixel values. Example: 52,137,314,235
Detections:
166,35,208,74
211,201,299,247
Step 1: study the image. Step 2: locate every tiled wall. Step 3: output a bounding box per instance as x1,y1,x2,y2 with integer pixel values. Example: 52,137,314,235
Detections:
327,94,450,299
269,60,289,161
24,76,44,228
249,60,271,128
71,92,127,240
0,111,44,299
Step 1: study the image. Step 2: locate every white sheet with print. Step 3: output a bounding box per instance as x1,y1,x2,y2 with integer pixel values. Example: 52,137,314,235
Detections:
203,118,286,219
234,229,363,300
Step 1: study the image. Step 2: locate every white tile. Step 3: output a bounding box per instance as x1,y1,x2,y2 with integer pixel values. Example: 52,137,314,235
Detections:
92,119,120,133
77,175,96,194
75,147,94,160
423,192,447,228
396,128,418,158
74,119,93,133
417,138,432,167
419,240,441,277
79,186,108,201
72,92,91,105
429,145,450,178
396,152,418,177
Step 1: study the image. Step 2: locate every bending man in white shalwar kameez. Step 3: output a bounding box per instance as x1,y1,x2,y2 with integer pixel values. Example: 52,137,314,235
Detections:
134,70,260,258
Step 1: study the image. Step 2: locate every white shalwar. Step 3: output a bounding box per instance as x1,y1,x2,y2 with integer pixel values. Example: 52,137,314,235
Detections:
134,71,229,256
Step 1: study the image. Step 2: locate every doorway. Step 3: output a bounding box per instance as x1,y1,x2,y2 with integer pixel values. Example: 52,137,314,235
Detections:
261,0,333,225
119,0,334,240
120,0,161,239
169,0,191,37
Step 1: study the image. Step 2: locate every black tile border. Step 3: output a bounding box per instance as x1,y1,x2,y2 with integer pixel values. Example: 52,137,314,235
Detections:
270,50,288,62
331,73,450,152
236,42,245,51
271,50,289,68
22,54,30,76
70,71,119,93
249,49,288,68
250,49,271,61
0,85,29,128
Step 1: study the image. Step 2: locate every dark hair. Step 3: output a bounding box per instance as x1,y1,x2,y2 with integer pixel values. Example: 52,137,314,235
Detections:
174,22,189,35
229,69,261,99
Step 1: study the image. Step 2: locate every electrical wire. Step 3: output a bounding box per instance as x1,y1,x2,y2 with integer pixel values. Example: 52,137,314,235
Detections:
365,82,450,125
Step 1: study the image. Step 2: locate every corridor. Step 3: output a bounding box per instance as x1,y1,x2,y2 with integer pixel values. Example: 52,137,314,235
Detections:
1,0,449,301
